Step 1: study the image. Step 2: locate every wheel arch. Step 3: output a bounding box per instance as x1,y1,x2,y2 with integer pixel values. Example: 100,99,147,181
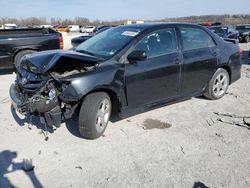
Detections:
13,48,38,62
84,88,122,119
219,65,232,84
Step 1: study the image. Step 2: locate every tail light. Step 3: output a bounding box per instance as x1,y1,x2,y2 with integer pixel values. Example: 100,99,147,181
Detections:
59,34,63,49
239,48,243,57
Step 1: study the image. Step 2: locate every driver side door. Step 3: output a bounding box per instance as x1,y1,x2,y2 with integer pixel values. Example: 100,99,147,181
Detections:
125,28,182,107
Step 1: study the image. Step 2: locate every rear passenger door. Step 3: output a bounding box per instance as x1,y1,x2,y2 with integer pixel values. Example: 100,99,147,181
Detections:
179,27,218,96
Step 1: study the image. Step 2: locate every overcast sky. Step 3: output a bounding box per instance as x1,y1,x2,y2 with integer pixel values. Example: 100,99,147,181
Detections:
0,0,250,21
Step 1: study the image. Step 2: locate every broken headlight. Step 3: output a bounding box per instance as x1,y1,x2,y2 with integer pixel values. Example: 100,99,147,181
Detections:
21,60,40,73
48,88,57,100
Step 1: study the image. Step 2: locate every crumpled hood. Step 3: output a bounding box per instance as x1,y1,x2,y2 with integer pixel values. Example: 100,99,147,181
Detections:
23,50,101,73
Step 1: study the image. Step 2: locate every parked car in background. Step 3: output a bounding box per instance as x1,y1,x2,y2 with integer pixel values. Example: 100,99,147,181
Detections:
71,26,112,48
211,22,222,26
0,28,63,70
93,25,111,33
17,25,35,29
80,26,96,33
68,25,80,32
10,23,241,139
40,25,53,28
209,26,239,43
3,24,17,29
235,25,250,43
54,25,69,33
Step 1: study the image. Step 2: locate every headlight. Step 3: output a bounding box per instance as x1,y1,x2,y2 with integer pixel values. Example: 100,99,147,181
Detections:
21,60,40,73
48,88,57,100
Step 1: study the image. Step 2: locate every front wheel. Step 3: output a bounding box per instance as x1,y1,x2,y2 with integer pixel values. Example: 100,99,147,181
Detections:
78,92,111,139
14,50,36,68
204,68,229,100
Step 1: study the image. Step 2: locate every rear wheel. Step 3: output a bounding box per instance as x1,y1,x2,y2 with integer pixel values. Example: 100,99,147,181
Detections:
204,68,229,100
14,50,36,68
78,92,111,139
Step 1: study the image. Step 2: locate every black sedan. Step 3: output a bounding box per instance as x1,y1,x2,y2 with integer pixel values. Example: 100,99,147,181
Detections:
71,26,112,48
209,26,239,43
235,25,250,43
10,23,241,139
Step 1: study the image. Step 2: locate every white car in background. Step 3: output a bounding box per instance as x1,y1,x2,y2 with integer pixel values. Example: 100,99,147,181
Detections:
68,25,80,32
3,23,17,29
80,26,96,33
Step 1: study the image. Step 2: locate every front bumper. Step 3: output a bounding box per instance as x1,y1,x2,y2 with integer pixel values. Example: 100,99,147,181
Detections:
9,83,62,127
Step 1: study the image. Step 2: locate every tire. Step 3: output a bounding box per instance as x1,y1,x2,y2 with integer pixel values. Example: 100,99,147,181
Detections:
14,50,36,68
78,92,111,139
245,35,250,43
204,68,229,100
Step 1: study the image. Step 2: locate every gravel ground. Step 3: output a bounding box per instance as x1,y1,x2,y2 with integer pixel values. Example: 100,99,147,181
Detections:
0,33,250,188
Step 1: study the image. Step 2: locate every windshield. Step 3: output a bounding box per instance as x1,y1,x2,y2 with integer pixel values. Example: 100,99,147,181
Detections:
76,27,142,58
210,27,227,34
236,25,250,30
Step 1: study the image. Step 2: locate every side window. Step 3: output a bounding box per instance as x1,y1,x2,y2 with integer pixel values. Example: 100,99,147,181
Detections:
134,28,178,58
180,28,215,51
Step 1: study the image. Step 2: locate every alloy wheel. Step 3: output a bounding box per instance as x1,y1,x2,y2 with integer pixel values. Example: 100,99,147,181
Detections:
212,73,228,98
95,98,111,132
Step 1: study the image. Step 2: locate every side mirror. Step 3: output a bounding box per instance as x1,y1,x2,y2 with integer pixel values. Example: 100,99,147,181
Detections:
127,50,147,63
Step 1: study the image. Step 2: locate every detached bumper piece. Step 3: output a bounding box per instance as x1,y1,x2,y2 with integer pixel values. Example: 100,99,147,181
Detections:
9,83,62,128
9,84,27,114
44,106,61,128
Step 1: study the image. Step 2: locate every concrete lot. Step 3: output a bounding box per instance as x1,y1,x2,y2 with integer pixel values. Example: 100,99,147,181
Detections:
0,33,250,188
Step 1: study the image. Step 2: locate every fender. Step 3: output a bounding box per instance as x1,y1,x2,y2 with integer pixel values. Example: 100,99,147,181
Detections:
59,63,127,107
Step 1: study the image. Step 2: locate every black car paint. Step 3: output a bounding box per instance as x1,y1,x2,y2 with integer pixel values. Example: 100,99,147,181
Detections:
235,25,250,42
10,23,241,128
0,28,62,70
209,26,239,43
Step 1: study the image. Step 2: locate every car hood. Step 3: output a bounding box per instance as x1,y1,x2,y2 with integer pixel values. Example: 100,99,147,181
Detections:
23,50,101,73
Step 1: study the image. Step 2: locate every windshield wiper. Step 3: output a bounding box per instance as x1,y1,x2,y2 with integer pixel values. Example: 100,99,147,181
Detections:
76,50,95,56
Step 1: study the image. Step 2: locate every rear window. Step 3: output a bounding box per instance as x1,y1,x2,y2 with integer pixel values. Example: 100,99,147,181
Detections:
180,28,216,50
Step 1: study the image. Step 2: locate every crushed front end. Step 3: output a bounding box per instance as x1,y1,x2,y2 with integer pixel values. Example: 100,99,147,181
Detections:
10,50,98,128
10,78,62,127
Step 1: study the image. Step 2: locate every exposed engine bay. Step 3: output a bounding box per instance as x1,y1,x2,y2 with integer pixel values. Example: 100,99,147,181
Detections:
10,50,98,128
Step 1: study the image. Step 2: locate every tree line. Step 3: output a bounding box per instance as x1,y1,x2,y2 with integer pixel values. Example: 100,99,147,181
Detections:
1,14,250,26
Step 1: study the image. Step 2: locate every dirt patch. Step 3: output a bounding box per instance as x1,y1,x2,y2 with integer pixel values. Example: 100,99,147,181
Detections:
143,118,172,130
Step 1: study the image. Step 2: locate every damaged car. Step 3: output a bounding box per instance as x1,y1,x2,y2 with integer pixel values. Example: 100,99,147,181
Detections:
10,23,241,139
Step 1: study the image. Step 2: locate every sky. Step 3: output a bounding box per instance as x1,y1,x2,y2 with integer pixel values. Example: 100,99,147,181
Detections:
0,0,250,21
